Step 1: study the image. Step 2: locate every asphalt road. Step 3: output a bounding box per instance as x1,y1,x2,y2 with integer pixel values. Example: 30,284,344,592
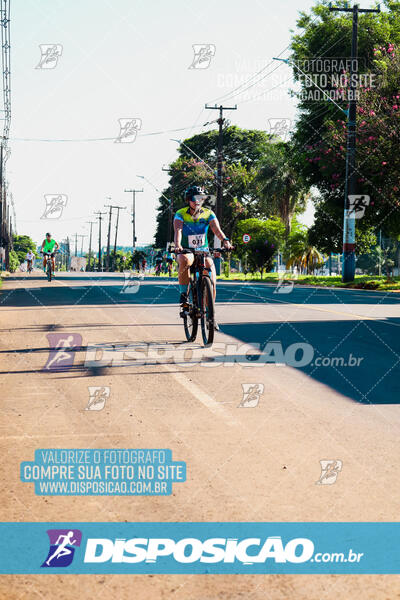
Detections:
1,271,400,599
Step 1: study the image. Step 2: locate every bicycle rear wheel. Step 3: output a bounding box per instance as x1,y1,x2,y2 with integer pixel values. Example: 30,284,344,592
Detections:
200,276,215,347
183,282,198,342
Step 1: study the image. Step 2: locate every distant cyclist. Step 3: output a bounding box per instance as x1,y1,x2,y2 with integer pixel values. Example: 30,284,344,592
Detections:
166,249,174,277
174,185,231,330
25,250,35,272
40,233,59,276
155,252,163,275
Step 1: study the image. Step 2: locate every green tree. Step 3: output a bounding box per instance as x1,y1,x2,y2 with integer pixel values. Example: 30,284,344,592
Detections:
155,126,273,247
8,250,20,272
290,0,400,246
12,235,37,264
308,197,378,254
233,217,285,276
255,142,309,234
283,217,309,262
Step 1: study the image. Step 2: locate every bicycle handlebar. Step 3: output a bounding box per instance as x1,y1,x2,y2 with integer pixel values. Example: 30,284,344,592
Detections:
175,247,235,255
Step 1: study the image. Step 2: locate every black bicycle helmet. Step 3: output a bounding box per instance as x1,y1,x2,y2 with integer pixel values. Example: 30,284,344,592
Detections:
184,185,206,201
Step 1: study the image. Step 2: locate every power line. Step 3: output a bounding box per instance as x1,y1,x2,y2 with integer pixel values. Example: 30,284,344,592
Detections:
8,124,209,143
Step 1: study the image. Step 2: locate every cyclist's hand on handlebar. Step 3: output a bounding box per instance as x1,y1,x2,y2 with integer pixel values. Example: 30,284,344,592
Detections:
222,239,233,251
175,244,183,253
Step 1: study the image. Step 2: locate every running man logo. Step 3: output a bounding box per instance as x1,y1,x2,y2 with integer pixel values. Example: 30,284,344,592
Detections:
267,119,292,143
115,118,142,143
239,383,265,408
40,194,68,220
273,271,298,294
316,460,343,485
70,256,87,272
43,333,82,371
347,195,370,219
35,44,63,69
86,386,110,411
188,44,216,69
120,271,144,294
41,529,82,568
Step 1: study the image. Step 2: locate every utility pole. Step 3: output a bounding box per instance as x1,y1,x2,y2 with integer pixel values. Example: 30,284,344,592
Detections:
73,233,78,257
86,221,95,271
124,188,143,255
112,206,127,270
161,167,174,249
66,236,70,270
329,2,380,282
205,104,237,223
78,234,87,257
205,103,237,274
94,211,106,272
104,197,113,271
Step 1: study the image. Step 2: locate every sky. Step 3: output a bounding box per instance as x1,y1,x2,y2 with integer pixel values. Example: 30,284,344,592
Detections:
8,0,323,250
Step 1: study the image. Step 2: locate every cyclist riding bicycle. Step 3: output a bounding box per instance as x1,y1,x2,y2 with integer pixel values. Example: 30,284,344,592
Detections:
174,185,232,331
166,249,174,276
41,233,59,276
155,252,163,274
25,250,35,272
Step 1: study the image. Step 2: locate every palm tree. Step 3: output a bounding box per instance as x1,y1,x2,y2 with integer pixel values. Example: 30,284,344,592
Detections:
256,142,310,234
286,246,324,275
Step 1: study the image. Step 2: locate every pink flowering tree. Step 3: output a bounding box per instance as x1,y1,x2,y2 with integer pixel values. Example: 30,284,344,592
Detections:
307,44,400,240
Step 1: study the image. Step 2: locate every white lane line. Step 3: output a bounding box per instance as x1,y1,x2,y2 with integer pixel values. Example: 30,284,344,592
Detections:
161,364,239,427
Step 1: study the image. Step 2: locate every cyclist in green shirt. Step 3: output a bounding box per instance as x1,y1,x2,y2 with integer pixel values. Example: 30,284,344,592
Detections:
41,232,59,276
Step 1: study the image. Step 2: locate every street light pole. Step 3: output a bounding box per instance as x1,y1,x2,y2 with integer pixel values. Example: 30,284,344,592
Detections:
112,206,126,270
104,197,113,271
124,189,143,255
86,221,95,271
94,211,106,272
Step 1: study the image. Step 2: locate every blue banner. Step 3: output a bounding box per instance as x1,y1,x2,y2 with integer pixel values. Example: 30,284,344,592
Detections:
0,522,398,574
20,449,186,496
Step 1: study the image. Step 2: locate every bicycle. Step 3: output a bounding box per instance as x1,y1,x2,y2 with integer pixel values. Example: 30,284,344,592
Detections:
167,260,173,278
177,247,231,347
41,250,57,282
155,262,162,276
27,261,33,274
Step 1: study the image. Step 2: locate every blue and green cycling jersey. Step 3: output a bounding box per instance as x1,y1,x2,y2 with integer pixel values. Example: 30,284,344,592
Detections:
174,206,216,250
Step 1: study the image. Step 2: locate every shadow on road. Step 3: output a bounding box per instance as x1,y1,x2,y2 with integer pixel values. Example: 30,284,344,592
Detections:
1,276,399,404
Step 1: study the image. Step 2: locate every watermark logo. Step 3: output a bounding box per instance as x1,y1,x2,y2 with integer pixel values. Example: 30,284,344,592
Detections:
267,118,292,142
40,194,68,220
86,386,110,411
348,195,370,219
41,529,82,567
70,256,87,272
115,118,142,143
239,383,264,407
120,271,144,294
297,57,374,102
44,333,82,371
273,271,298,294
188,44,216,70
36,44,63,69
316,460,343,485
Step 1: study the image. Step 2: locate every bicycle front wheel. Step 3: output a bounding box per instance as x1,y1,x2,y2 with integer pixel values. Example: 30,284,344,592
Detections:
47,262,52,281
200,276,215,347
183,282,198,342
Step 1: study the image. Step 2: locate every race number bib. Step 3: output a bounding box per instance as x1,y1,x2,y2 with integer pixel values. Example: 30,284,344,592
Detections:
188,234,206,248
